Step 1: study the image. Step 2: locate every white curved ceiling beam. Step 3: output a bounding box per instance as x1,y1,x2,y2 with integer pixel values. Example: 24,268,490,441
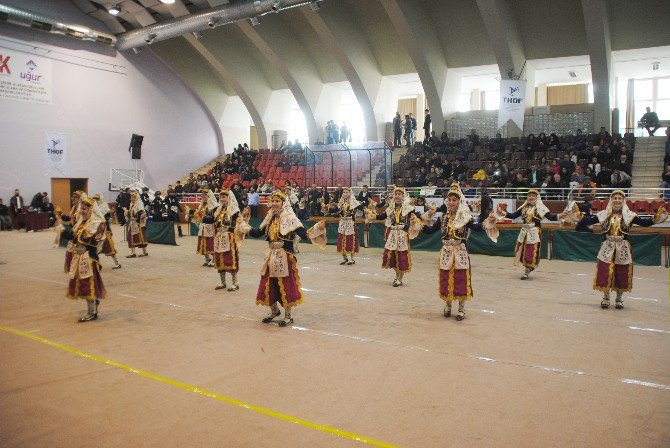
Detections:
476,0,525,79
378,0,448,133
237,18,321,144
300,5,382,141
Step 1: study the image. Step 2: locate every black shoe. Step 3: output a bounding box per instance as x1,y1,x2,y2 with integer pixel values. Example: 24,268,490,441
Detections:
615,302,624,309
340,260,348,265
346,260,355,265
126,254,137,258
262,310,281,323
227,285,240,292
443,309,451,318
215,285,226,290
601,299,610,309
278,317,294,327
78,313,98,322
112,264,122,269
456,311,465,321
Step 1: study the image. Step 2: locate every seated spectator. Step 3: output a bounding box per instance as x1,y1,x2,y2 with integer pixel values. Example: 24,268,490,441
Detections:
41,195,55,226
547,133,561,150
439,132,450,147
526,163,541,188
598,165,613,187
550,159,560,176
490,132,505,152
572,129,586,152
560,154,576,174
0,198,12,230
597,127,612,147
540,175,552,197
511,172,528,197
661,164,670,200
640,106,661,136
569,174,581,191
524,134,538,158
610,166,631,189
619,154,632,176
588,157,601,175
452,158,467,181
30,191,45,210
536,132,548,151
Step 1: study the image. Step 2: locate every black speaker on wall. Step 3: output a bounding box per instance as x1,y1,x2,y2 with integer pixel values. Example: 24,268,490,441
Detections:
129,133,144,160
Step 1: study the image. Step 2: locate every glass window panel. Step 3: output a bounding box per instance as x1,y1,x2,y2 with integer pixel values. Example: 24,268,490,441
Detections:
655,100,670,120
634,100,654,122
657,78,670,100
457,93,471,112
634,79,653,100
484,91,499,110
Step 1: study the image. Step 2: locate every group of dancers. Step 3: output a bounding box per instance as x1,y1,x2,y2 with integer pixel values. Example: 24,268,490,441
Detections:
60,184,667,325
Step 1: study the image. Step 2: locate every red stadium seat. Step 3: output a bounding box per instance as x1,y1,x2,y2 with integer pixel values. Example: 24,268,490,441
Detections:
649,200,664,214
633,200,649,214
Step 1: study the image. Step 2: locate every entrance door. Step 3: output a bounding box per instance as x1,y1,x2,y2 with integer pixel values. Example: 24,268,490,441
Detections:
50,178,88,213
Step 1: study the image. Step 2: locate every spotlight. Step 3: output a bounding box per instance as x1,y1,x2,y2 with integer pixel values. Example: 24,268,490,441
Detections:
108,4,121,15
270,0,283,12
250,17,260,26
309,1,320,11
652,62,660,71
192,31,204,40
145,34,157,44
208,16,222,28
132,47,143,54
160,0,176,4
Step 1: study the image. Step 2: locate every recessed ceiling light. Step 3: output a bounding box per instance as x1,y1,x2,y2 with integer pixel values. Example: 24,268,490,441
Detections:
652,62,660,71
160,0,176,4
108,5,121,15
568,71,578,78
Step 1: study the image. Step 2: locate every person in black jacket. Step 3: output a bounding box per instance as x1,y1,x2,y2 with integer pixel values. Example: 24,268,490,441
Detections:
423,109,431,142
165,189,184,237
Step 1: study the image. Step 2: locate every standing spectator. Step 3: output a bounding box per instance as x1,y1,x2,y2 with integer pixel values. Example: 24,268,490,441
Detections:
409,113,417,146
0,198,12,230
665,128,670,165
393,112,403,147
403,114,412,147
490,132,505,152
247,187,260,218
640,107,661,136
9,189,24,228
174,181,184,194
423,109,431,142
340,122,349,143
660,164,670,200
467,129,480,152
30,191,45,210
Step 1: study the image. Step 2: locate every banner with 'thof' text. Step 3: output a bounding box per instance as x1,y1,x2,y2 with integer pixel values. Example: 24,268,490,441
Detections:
498,80,526,130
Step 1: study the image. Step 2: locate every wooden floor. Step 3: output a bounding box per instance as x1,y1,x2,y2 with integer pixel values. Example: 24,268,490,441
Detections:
0,226,668,447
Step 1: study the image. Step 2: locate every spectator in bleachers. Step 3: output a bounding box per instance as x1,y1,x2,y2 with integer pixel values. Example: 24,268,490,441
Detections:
423,109,431,142
588,157,601,176
540,175,552,197
524,134,538,159
640,107,661,136
536,133,549,151
547,133,561,151
572,129,586,152
466,129,479,153
489,132,505,152
403,114,412,147
174,181,183,194
393,112,403,148
550,159,560,176
526,162,541,189
597,127,612,147
610,166,631,189
665,128,670,165
661,164,670,199
511,172,528,195
560,154,576,175
619,154,632,176
439,132,450,147
548,173,566,198
598,164,612,187
453,158,467,181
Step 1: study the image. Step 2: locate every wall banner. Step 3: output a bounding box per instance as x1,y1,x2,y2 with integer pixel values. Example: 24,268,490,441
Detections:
498,79,526,130
0,48,52,105
44,132,67,176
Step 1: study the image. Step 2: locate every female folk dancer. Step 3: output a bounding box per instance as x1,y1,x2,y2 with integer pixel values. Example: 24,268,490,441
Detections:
240,190,323,327
573,190,666,309
196,189,218,267
64,190,85,273
496,189,560,279
60,197,106,322
329,186,364,265
367,187,421,287
126,190,149,258
423,187,498,321
92,194,121,269
213,189,241,291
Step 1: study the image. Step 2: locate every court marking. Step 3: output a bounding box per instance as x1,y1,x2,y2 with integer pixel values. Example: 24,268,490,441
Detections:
0,324,398,448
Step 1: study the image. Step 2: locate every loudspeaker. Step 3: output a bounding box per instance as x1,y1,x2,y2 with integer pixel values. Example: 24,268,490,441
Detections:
129,133,144,160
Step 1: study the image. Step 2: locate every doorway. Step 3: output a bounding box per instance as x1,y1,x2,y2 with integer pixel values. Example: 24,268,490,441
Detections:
51,178,88,213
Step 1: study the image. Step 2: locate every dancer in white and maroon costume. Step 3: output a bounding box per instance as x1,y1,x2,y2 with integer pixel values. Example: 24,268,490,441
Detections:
64,190,85,273
61,197,107,322
213,189,240,291
496,189,560,279
423,187,498,320
241,190,323,327
368,186,421,287
92,194,121,269
329,187,364,265
196,189,217,267
126,190,148,258
574,190,666,309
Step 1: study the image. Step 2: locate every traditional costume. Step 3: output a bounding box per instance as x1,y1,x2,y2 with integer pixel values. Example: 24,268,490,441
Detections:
61,197,107,322
196,189,217,266
244,190,320,327
126,190,149,257
213,190,241,291
574,190,665,309
329,187,364,265
422,187,498,320
64,190,85,273
370,187,421,286
93,194,121,269
496,189,559,279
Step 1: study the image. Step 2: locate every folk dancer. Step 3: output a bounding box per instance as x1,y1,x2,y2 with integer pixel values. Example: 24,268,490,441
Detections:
240,190,324,327
496,189,560,279
213,190,241,291
423,187,498,320
126,190,149,258
64,190,86,273
196,189,218,267
60,197,107,322
92,194,121,269
573,190,666,309
367,187,422,286
329,186,364,265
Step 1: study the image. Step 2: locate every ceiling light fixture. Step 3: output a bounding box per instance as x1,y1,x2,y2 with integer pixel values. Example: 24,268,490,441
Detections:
270,1,283,12
250,17,260,26
108,4,121,15
652,62,660,71
309,1,321,11
192,31,204,40
145,33,157,44
568,71,578,78
208,16,222,28
160,0,176,4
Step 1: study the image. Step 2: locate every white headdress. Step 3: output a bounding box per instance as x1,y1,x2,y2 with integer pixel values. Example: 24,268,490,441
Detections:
517,189,550,218
204,189,218,211
385,187,415,217
445,186,473,229
596,190,636,226
259,191,303,236
338,187,361,210
130,190,144,215
216,190,240,221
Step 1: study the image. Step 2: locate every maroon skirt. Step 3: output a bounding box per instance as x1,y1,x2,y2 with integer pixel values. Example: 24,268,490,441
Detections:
382,249,411,273
337,232,359,255
197,235,214,255
515,241,541,268
439,266,472,302
64,251,73,273
127,227,148,248
214,239,239,273
101,231,117,256
67,260,106,301
594,260,632,292
256,253,303,309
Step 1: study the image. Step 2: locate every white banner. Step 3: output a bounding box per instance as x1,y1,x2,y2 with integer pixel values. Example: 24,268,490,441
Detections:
44,132,67,176
0,48,52,105
498,79,526,130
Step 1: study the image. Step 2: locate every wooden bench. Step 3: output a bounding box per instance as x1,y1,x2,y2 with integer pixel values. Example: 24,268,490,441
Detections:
637,119,670,132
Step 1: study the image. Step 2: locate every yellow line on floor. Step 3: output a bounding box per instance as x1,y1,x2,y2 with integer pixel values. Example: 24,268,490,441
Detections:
0,324,397,448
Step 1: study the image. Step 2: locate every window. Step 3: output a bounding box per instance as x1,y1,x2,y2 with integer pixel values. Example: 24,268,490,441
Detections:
484,90,500,110
457,93,471,112
634,79,653,101
288,107,308,145
338,94,365,142
633,77,670,122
